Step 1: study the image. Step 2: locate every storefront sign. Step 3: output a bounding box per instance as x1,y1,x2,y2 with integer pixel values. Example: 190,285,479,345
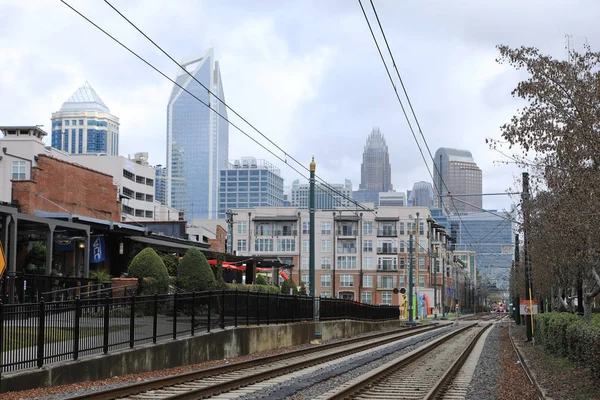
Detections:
520,300,538,315
90,235,105,264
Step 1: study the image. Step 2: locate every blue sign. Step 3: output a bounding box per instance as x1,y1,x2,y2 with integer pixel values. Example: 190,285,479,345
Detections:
446,287,451,297
54,231,74,252
90,236,105,264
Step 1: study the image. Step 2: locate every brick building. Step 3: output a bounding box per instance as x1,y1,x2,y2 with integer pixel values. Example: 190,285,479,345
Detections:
12,154,120,220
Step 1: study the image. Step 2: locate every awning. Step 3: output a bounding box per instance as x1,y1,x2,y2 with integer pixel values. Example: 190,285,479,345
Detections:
280,270,290,280
334,215,360,221
375,216,400,221
128,235,209,252
252,216,298,221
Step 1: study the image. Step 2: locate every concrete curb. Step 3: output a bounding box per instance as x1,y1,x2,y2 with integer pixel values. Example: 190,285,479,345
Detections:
508,323,552,400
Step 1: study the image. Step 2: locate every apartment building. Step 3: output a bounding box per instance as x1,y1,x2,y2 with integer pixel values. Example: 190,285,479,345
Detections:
231,206,460,307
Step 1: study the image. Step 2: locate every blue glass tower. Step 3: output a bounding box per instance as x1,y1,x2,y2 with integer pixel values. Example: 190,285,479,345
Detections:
166,49,228,219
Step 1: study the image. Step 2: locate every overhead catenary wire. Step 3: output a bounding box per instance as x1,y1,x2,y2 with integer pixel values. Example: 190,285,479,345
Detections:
58,0,372,218
101,0,374,217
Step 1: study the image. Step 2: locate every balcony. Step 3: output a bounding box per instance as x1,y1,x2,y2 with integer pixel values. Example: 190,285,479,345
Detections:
336,247,357,254
377,264,398,272
255,229,298,237
377,246,397,255
336,228,357,237
377,229,397,237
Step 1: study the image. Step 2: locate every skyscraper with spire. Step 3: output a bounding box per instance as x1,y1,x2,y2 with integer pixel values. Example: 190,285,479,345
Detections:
51,82,120,155
359,127,392,192
166,48,228,220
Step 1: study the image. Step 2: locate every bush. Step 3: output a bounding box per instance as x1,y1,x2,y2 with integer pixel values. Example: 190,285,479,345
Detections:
255,275,268,285
161,253,178,276
280,278,298,295
90,268,111,283
127,247,169,294
177,248,214,292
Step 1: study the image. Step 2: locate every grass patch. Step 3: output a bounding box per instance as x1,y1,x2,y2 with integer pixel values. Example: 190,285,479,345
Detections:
1,325,130,351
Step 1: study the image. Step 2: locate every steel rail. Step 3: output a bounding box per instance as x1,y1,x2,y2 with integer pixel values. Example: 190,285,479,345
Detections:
66,324,445,400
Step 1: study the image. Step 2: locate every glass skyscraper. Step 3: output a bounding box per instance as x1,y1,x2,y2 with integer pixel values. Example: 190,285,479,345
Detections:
408,181,434,207
359,128,393,192
51,82,120,155
218,158,284,219
433,148,482,213
166,49,228,219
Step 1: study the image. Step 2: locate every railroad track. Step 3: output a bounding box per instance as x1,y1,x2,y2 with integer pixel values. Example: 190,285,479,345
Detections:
316,322,492,399
66,323,446,400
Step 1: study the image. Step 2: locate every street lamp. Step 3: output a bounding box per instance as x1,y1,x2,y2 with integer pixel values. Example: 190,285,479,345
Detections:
407,227,416,326
441,249,448,320
433,246,438,320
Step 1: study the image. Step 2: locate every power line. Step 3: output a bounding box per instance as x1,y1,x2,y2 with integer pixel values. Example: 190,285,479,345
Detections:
101,0,374,217
59,0,371,218
361,0,477,243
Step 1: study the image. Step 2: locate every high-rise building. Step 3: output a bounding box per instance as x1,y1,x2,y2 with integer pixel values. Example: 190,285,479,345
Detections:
51,82,120,155
359,128,392,192
408,181,434,207
433,148,482,213
291,179,353,209
154,166,168,205
218,157,284,218
379,192,406,207
166,48,228,220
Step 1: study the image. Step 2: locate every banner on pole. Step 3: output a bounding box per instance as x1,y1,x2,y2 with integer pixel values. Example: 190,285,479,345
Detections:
520,300,538,315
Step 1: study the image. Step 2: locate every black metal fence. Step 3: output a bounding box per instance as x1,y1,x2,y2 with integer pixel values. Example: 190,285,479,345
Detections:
0,290,399,373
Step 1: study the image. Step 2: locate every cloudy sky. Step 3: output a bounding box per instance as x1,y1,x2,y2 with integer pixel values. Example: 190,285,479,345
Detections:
1,0,597,213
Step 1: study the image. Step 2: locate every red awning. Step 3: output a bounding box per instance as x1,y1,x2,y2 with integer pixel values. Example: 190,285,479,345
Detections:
280,270,289,280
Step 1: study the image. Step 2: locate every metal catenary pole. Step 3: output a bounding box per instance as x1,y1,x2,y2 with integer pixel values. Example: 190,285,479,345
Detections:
407,228,415,325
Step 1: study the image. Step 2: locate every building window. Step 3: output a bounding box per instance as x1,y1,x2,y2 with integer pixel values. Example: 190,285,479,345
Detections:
123,169,135,181
145,194,153,202
302,221,310,234
363,275,373,288
337,256,356,269
276,238,296,252
399,275,405,287
302,274,309,285
419,257,425,270
363,257,373,270
321,292,331,298
419,222,425,235
65,120,70,126
321,274,331,287
321,221,331,235
419,275,425,287
11,161,26,180
302,239,309,253
399,222,405,235
136,175,145,184
320,257,331,269
340,274,353,287
321,239,331,252
399,240,405,252
136,192,144,201
361,291,372,304
400,258,405,269
363,240,373,252
71,120,76,125
381,291,392,305
302,258,309,269
135,209,144,217
237,221,247,235
146,178,154,187
145,210,153,218
255,238,273,252
237,239,247,252
363,221,373,235
381,276,393,289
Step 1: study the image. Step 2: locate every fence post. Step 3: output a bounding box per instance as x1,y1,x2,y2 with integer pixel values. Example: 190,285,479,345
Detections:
153,294,158,344
129,294,135,348
73,296,80,360
246,289,250,326
173,292,178,340
234,289,238,328
191,291,196,336
0,301,4,365
207,290,212,333
256,292,260,325
103,295,110,355
37,300,45,368
220,289,225,330
266,291,270,325
275,292,279,324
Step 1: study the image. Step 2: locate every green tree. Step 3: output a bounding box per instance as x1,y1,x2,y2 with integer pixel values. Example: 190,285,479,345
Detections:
280,278,298,295
27,242,47,273
128,247,169,294
161,253,178,277
177,248,215,292
255,274,268,285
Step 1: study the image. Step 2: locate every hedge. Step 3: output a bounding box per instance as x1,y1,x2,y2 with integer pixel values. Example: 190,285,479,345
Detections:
535,312,600,377
127,247,170,294
177,248,215,292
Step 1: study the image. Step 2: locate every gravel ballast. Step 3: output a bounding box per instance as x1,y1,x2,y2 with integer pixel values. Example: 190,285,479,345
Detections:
465,323,502,400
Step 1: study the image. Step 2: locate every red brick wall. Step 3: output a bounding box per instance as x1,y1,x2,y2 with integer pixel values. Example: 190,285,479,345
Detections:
12,154,121,221
208,224,227,253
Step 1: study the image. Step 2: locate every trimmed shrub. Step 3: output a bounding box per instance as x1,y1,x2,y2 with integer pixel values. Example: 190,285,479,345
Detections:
255,275,268,285
127,247,169,294
161,253,178,277
280,278,298,295
177,248,215,292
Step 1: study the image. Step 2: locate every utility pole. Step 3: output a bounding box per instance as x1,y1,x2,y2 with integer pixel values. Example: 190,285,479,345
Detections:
455,261,459,322
415,212,420,319
433,245,438,320
522,172,534,341
226,210,237,254
441,249,447,320
513,233,521,324
408,227,415,325
309,157,316,299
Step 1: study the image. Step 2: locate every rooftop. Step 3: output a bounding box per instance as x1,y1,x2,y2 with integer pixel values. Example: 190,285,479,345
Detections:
60,82,110,113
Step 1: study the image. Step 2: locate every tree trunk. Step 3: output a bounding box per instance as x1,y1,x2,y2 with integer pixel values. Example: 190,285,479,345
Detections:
583,267,600,321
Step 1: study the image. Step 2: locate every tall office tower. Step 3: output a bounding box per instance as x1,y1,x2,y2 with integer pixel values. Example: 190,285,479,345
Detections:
217,157,284,218
166,48,228,220
291,179,353,209
408,181,434,207
51,82,120,155
359,128,392,191
433,148,482,213
154,166,168,205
